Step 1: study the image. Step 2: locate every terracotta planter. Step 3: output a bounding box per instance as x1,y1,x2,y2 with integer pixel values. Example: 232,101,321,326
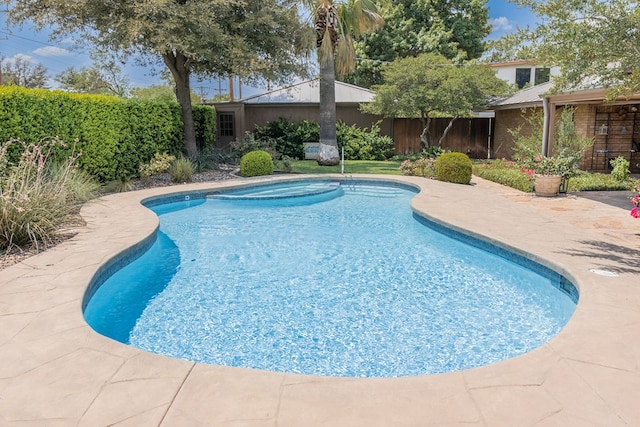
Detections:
534,174,562,197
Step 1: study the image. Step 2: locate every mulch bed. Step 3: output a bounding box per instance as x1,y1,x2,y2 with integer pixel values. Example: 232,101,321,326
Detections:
0,166,238,271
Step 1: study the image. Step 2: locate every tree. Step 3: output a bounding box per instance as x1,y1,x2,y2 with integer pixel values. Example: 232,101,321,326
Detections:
308,0,385,166
130,85,178,103
54,58,130,97
503,0,640,99
347,0,491,88
362,53,510,148
130,84,201,105
1,55,48,88
5,0,312,159
55,67,109,94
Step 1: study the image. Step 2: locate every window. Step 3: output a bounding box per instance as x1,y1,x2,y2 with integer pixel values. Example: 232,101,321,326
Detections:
218,113,235,137
515,68,532,89
534,67,551,85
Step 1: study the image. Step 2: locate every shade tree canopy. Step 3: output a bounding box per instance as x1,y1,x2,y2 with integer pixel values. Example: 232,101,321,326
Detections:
4,0,313,159
362,53,510,148
347,0,491,88
492,0,640,99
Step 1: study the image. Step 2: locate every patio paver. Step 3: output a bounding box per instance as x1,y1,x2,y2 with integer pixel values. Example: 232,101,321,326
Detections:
1,174,639,426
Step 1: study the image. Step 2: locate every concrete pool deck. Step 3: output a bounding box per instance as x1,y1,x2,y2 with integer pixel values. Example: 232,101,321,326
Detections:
1,174,640,426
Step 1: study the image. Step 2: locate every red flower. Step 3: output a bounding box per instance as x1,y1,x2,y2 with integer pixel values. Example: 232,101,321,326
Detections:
631,207,640,219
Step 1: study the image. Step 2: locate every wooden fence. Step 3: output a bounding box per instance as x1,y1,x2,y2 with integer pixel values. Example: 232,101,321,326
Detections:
393,117,491,159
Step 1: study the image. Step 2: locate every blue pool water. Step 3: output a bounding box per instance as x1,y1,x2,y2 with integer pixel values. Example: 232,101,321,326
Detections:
84,180,577,378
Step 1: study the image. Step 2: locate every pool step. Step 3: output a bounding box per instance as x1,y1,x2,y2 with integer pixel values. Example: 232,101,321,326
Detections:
342,186,406,198
208,181,341,200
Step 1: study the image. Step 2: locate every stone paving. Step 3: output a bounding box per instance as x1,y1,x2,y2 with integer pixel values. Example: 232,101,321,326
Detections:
1,174,639,426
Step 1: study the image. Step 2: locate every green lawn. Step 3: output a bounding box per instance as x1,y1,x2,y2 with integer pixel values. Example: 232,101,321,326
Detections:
280,160,403,175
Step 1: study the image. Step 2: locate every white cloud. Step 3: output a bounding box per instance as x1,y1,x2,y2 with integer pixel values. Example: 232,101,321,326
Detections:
489,17,513,32
4,53,35,65
33,46,72,57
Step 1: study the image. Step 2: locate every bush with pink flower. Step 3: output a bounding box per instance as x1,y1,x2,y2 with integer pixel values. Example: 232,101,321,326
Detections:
631,187,640,219
399,157,436,177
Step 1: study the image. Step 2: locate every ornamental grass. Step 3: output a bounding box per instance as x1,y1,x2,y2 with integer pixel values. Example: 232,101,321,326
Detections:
0,138,99,250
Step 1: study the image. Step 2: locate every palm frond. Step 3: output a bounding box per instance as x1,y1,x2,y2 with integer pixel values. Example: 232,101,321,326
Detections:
335,36,356,77
318,30,335,64
338,0,384,38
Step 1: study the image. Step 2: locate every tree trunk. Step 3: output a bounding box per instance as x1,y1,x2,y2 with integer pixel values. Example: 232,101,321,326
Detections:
437,117,458,147
420,116,431,149
318,55,340,166
163,52,198,160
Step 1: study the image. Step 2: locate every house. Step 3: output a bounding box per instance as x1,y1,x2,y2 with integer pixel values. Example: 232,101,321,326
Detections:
490,81,640,173
390,61,559,158
489,60,560,89
209,79,392,149
209,79,494,158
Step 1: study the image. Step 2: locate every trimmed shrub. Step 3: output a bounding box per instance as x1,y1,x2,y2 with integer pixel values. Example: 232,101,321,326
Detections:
567,170,639,191
240,150,274,177
473,162,534,192
435,152,473,184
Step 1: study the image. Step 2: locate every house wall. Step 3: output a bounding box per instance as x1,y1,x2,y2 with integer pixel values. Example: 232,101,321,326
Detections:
492,108,540,159
582,105,640,173
213,102,393,150
494,104,640,173
392,118,491,158
242,104,392,137
491,62,561,88
572,105,596,170
213,102,245,148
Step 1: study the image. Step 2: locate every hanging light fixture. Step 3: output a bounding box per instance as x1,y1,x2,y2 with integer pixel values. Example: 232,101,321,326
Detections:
599,123,609,135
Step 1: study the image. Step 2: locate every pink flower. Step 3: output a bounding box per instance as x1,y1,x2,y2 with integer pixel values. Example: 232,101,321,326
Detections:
631,207,640,218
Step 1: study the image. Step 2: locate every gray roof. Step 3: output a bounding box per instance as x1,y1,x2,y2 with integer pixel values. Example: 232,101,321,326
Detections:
491,81,554,109
242,79,375,104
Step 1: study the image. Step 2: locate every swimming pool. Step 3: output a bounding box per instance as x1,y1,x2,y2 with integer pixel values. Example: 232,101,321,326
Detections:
83,179,577,378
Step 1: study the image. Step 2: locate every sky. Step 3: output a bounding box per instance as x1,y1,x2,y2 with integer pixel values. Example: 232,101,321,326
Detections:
0,0,538,99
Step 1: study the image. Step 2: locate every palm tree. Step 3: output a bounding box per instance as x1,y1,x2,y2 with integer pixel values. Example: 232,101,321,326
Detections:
310,0,384,165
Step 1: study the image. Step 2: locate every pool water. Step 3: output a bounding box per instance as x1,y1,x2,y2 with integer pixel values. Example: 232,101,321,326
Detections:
84,180,577,378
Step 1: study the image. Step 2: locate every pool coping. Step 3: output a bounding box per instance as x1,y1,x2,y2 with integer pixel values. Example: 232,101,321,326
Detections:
1,174,640,425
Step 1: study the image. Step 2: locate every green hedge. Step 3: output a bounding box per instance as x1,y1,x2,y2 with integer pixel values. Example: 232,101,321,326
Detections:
0,86,216,181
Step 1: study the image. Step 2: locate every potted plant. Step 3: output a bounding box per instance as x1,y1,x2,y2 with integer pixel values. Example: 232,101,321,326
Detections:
526,155,578,197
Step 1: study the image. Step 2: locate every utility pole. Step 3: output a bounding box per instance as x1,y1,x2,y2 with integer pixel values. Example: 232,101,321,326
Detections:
195,85,207,103
0,6,8,86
